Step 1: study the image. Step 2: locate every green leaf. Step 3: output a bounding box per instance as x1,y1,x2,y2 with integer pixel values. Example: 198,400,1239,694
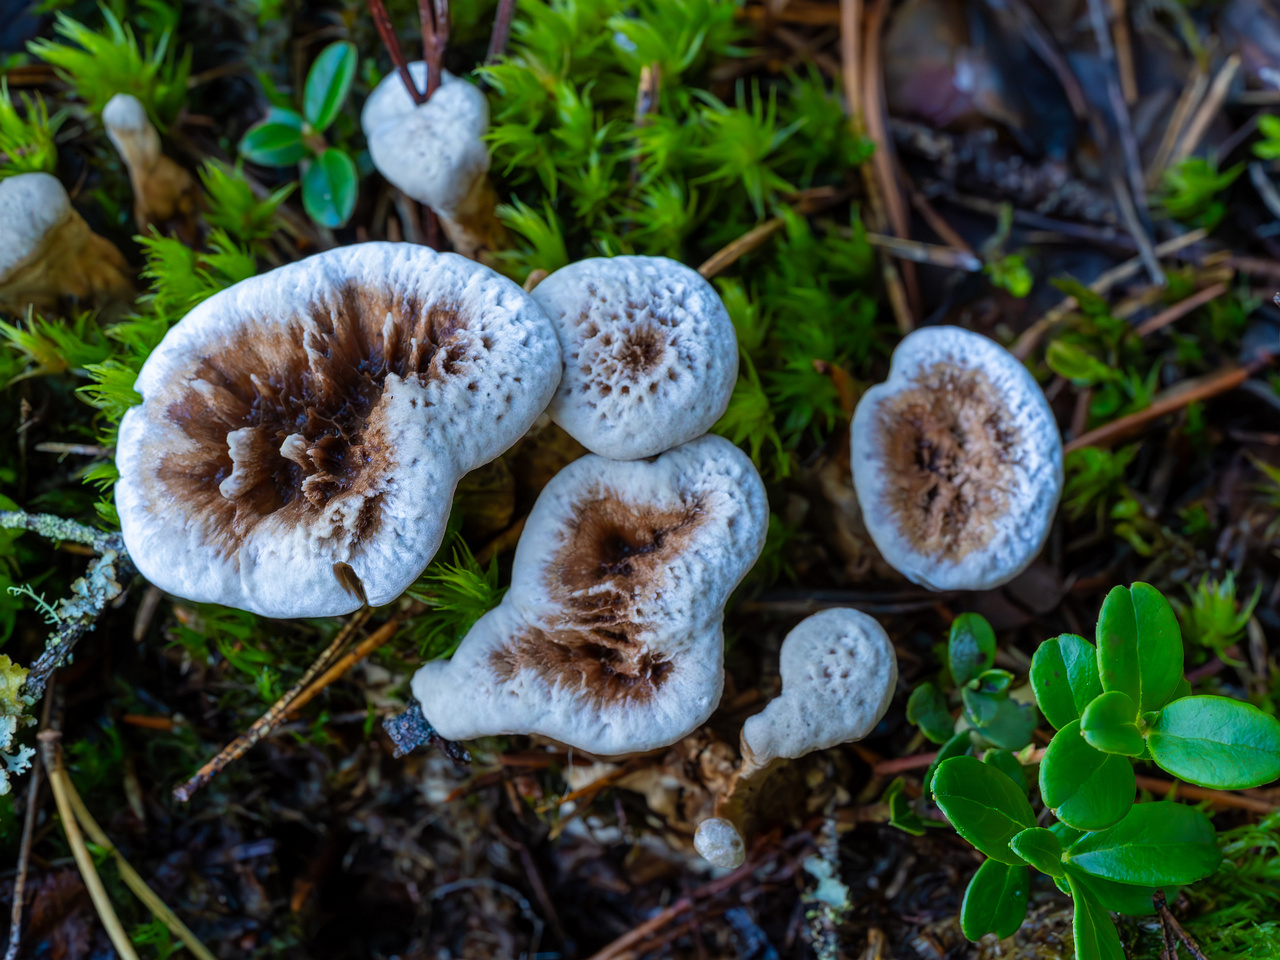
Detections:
932,756,1036,865
1063,801,1221,886
924,729,972,794
1009,827,1064,878
950,613,996,687
983,749,1028,794
1096,583,1184,713
1062,865,1168,917
238,107,306,166
301,148,358,227
1066,871,1126,960
1031,634,1103,730
884,777,926,836
907,682,954,745
1046,341,1119,387
959,859,1029,941
1147,696,1280,789
303,41,357,133
1080,690,1145,757
1040,720,1135,830
972,696,1038,751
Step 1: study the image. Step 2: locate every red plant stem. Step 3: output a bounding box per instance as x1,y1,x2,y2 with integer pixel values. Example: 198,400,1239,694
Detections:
487,0,516,63
419,0,450,99
367,0,426,104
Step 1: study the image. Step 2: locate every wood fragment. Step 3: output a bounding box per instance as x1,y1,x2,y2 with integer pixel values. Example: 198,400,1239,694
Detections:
1173,55,1242,164
865,232,981,271
1146,66,1208,189
1134,775,1277,813
1133,282,1229,337
367,0,426,104
698,218,785,278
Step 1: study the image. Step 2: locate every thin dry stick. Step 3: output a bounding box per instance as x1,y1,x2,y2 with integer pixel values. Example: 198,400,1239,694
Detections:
285,609,418,719
698,218,785,278
63,782,216,960
1134,775,1276,813
173,608,372,802
1110,0,1137,104
367,0,425,104
486,0,516,62
1134,282,1229,337
1173,55,1242,164
1146,66,1208,189
419,0,450,100
3,689,51,960
1154,890,1211,960
1066,364,1251,452
899,163,972,253
866,232,982,271
39,733,142,960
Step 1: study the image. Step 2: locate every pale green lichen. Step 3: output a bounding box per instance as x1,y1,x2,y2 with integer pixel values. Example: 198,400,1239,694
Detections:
0,655,34,796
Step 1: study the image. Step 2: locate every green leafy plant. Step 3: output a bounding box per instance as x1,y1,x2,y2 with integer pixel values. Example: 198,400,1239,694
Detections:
238,40,359,227
1253,114,1280,161
1156,157,1243,228
984,253,1033,298
405,536,507,660
905,612,1037,794
0,81,63,179
1176,572,1261,657
933,583,1280,957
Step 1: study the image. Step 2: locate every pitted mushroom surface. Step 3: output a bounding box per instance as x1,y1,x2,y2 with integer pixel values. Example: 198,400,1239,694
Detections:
115,242,562,618
532,256,739,460
850,325,1063,591
411,434,769,755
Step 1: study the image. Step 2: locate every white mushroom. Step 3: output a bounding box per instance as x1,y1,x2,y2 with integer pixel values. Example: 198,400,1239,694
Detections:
739,608,898,778
360,63,506,260
531,256,739,461
115,241,562,618
850,325,1063,591
694,817,746,869
0,172,132,314
410,434,769,756
102,93,198,241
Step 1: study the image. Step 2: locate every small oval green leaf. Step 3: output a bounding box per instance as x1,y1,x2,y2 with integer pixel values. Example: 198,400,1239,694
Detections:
983,749,1028,795
1009,827,1064,878
301,148,358,227
1066,872,1126,960
923,729,972,794
304,41,358,132
1063,865,1170,917
1063,801,1221,886
1040,719,1135,830
907,682,954,745
950,613,996,687
1031,633,1103,729
960,860,1029,941
1096,582,1184,713
238,108,306,166
932,756,1036,865
1081,690,1145,757
1147,695,1280,789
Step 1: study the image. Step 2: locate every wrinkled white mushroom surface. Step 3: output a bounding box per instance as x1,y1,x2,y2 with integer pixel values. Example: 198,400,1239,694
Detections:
694,817,746,869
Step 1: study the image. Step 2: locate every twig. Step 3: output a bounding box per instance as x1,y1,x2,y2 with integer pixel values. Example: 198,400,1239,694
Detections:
871,752,936,776
367,0,426,104
62,777,216,960
1066,364,1252,452
285,607,419,719
38,731,142,960
3,692,49,960
698,218,786,278
419,0,450,100
33,442,112,458
1154,890,1210,960
1109,0,1137,104
1134,775,1277,813
865,232,981,271
1133,282,1229,337
1146,66,1207,189
1173,55,1241,165
486,0,516,63
173,609,373,802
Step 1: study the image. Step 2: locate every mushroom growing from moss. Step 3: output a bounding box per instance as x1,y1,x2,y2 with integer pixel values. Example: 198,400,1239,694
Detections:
0,172,133,314
410,434,769,756
115,242,562,618
531,256,739,461
361,63,507,260
102,93,199,241
850,325,1062,591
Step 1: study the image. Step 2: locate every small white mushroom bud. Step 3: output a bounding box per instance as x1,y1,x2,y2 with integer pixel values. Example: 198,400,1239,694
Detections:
531,256,739,460
739,608,898,778
0,172,132,314
102,94,198,241
411,434,769,756
850,325,1063,591
361,63,507,260
115,242,562,618
694,817,746,869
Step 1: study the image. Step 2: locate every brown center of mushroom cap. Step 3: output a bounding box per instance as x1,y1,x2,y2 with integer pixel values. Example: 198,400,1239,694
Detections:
571,283,681,399
155,282,476,555
492,494,706,706
875,362,1021,561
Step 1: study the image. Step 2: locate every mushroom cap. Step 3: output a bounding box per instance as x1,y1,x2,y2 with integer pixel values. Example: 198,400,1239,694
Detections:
360,63,489,218
740,608,898,771
0,173,72,281
694,817,746,869
532,256,739,460
115,242,562,618
411,434,769,755
102,92,151,134
850,325,1063,591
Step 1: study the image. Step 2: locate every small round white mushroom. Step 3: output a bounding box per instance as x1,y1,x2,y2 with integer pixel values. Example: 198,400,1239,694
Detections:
0,172,132,314
694,817,746,869
102,93,198,240
410,434,769,756
739,608,898,778
115,241,562,618
360,63,506,260
849,325,1063,591
531,256,739,461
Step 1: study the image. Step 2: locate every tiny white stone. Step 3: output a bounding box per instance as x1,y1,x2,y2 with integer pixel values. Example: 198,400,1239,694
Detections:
694,817,745,869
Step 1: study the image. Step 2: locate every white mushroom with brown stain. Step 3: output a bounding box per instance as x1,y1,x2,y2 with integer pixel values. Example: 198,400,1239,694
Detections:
694,816,746,870
532,256,739,461
410,434,769,756
0,172,133,314
850,325,1063,592
115,242,562,618
360,64,506,260
102,93,198,241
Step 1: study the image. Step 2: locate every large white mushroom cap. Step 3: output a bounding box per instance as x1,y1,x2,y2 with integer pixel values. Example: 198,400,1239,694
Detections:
532,256,739,461
850,325,1063,592
360,63,489,219
0,172,72,282
411,434,769,756
115,242,562,618
739,608,898,775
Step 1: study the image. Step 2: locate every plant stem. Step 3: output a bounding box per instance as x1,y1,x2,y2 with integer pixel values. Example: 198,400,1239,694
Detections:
367,0,426,105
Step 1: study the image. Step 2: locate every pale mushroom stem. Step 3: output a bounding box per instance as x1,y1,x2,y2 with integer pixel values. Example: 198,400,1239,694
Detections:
438,175,510,264
102,94,199,242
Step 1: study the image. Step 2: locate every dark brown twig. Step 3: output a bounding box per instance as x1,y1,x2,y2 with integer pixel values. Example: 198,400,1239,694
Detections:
3,682,53,960
419,0,450,100
1154,890,1210,960
367,0,426,105
487,0,517,63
